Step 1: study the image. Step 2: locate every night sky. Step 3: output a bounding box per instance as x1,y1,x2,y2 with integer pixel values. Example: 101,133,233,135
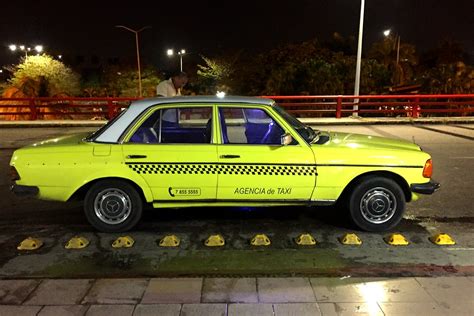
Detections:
1,0,473,69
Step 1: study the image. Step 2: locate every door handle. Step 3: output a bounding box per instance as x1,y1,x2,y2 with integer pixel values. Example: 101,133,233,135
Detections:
220,155,240,159
126,155,147,159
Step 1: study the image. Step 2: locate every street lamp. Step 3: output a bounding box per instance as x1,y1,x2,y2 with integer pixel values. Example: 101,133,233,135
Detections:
383,29,400,66
167,48,186,72
115,25,151,97
9,44,43,57
353,0,365,117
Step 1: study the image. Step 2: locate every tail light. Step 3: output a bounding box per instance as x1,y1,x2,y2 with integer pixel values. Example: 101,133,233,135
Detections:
10,166,20,181
422,159,433,178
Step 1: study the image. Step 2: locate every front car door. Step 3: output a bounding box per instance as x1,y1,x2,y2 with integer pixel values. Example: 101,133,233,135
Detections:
122,104,218,202
216,105,316,201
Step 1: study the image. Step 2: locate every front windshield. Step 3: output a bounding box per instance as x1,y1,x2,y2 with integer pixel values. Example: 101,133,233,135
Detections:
84,109,127,142
273,105,319,143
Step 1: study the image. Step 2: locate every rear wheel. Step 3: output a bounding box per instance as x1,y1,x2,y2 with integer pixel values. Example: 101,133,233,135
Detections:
84,180,143,232
348,176,405,232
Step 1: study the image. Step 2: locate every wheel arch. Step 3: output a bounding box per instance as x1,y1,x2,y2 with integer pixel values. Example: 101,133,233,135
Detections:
338,170,411,204
68,177,151,203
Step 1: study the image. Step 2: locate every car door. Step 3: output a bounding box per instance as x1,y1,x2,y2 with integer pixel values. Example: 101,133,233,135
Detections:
216,105,316,201
122,105,218,201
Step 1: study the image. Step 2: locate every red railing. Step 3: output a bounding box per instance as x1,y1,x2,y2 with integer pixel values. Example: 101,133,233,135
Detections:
0,94,473,120
263,94,474,118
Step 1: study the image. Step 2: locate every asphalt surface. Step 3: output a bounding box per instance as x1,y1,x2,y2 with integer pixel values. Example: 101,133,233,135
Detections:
0,124,473,278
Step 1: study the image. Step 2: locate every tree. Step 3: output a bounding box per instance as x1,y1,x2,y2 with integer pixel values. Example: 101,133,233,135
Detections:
102,65,163,97
6,54,80,97
196,55,237,94
368,36,418,85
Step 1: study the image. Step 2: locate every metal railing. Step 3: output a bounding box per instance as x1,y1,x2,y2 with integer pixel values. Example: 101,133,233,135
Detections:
0,94,473,120
263,94,474,118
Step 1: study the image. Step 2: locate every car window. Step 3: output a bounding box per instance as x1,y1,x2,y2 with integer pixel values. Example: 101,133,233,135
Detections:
219,107,286,145
129,107,213,144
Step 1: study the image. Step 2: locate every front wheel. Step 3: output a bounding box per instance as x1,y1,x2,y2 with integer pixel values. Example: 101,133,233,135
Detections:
84,180,143,232
348,176,405,232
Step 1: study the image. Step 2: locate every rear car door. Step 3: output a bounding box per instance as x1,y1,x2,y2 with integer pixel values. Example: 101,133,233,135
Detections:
122,105,218,201
216,105,316,201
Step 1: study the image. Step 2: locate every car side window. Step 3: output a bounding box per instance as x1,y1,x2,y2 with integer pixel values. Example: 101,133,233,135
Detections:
129,107,213,144
219,108,286,145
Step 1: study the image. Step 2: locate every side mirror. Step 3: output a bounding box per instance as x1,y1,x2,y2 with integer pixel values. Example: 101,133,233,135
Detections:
281,133,293,146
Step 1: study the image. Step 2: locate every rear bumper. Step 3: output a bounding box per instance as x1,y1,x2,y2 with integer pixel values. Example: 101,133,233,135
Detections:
11,184,39,197
411,180,440,195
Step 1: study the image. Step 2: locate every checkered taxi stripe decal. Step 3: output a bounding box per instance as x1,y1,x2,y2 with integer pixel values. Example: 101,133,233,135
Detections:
127,163,317,176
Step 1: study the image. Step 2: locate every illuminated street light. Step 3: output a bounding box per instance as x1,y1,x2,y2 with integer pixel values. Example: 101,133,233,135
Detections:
9,44,44,57
383,29,391,37
167,48,186,71
58,55,62,59
115,25,151,97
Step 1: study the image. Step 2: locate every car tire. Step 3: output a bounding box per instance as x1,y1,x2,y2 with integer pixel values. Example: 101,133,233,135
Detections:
84,180,143,232
348,176,405,232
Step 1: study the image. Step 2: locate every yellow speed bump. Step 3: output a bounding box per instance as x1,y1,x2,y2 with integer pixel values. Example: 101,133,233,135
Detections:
430,233,456,246
339,233,362,245
17,237,43,251
159,235,180,247
385,233,409,246
65,236,89,249
112,236,135,248
204,234,225,247
295,233,317,246
250,234,271,246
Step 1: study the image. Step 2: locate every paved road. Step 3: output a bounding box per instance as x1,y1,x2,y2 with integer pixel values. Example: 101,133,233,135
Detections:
0,125,473,278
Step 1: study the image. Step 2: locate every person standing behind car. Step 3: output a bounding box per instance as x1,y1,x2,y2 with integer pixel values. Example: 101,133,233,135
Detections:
156,71,188,97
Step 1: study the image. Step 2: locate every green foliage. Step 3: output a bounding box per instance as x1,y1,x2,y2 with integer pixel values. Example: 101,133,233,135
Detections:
196,55,236,94
235,39,391,96
8,55,80,96
421,62,474,94
102,65,163,97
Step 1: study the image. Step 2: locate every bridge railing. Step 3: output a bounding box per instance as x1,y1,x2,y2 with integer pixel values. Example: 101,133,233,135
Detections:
0,94,473,120
264,94,474,118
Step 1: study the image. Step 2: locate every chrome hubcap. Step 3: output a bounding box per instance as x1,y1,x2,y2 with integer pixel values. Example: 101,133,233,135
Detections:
360,187,397,224
94,188,131,225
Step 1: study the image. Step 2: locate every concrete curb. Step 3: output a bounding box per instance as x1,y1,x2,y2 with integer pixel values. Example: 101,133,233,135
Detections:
0,117,473,128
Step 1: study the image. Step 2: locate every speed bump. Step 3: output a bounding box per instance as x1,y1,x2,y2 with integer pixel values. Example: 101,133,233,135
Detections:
204,234,225,247
17,237,43,250
250,234,271,246
339,233,362,245
65,236,89,249
112,236,135,248
159,235,180,247
430,233,456,245
385,233,409,246
295,233,317,246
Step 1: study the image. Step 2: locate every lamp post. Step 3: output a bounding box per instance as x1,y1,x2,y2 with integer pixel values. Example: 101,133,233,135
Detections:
353,0,365,117
383,29,400,66
9,44,43,57
115,25,151,97
167,48,186,72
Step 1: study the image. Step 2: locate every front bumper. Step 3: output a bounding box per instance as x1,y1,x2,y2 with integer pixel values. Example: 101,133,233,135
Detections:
11,184,39,197
411,180,440,195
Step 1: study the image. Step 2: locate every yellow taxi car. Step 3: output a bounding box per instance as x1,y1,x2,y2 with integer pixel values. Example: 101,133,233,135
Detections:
10,96,439,232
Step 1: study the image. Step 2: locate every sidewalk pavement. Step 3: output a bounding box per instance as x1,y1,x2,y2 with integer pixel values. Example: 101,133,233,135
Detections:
1,277,472,315
0,116,474,128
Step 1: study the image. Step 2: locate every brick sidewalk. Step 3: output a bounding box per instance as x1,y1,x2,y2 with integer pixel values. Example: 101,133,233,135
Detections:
1,277,473,315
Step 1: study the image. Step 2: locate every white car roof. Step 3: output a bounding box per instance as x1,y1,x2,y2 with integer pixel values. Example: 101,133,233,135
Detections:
94,96,275,143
